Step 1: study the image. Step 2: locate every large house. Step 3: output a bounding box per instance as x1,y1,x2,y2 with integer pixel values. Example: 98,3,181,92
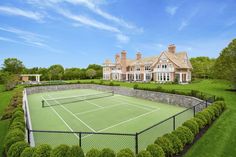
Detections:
102,44,192,83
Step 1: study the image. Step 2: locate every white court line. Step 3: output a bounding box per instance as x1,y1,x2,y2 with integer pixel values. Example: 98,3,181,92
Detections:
47,94,96,132
75,103,126,115
41,96,79,139
82,108,160,139
84,100,103,108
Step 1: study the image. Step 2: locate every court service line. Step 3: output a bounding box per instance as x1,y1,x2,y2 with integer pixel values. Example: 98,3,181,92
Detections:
41,96,80,139
84,100,103,108
82,108,160,140
75,102,126,115
47,94,96,132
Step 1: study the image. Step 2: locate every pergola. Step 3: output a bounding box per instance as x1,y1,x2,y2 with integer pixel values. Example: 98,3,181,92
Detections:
20,74,41,83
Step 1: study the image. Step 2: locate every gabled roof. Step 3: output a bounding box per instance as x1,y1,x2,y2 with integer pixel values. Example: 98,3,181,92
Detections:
126,56,159,66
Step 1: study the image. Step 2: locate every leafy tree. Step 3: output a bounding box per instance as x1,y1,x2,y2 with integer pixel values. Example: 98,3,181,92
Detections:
87,64,102,78
48,64,64,80
190,57,215,79
86,69,96,79
213,39,236,89
2,58,25,74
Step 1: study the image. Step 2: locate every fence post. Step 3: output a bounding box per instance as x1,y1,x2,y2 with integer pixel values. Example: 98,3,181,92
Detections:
193,106,196,117
135,133,138,155
205,100,208,108
79,132,82,147
27,128,30,144
173,116,176,130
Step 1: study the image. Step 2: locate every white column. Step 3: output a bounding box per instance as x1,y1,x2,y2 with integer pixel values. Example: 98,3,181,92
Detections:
126,73,128,81
186,73,188,82
144,73,146,81
162,73,164,82
165,73,167,82
134,73,136,81
36,76,39,82
179,73,182,83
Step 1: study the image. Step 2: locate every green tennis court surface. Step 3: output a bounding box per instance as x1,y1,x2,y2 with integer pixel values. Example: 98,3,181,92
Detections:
27,89,193,152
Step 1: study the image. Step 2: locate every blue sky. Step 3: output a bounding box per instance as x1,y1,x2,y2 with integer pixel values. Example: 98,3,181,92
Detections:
0,0,236,68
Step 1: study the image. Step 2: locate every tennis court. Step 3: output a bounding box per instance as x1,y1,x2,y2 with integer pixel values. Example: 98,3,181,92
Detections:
27,89,193,152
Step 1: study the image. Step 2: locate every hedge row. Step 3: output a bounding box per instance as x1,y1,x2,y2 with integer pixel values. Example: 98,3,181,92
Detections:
1,88,23,120
133,84,224,101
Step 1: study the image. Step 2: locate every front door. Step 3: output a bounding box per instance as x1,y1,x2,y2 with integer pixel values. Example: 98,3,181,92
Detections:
182,74,186,82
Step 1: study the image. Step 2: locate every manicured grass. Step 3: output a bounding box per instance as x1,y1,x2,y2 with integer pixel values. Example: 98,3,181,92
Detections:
68,79,236,157
0,119,10,154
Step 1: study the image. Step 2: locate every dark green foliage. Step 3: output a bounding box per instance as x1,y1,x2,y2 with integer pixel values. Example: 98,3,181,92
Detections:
193,117,205,129
133,84,138,89
182,119,199,135
20,147,35,157
200,110,212,124
136,150,152,157
176,126,194,144
70,145,84,157
100,148,115,157
50,145,71,157
32,144,52,157
86,148,101,157
146,144,165,157
154,137,174,157
7,141,29,157
163,133,183,154
4,129,25,153
172,129,187,146
195,112,208,125
9,121,25,132
117,148,135,157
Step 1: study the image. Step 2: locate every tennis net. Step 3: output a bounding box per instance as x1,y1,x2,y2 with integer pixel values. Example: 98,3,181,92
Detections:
42,91,114,107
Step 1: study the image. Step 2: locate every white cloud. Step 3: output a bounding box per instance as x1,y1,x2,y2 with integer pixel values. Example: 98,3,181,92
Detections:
116,34,130,44
178,21,188,31
165,6,178,16
0,6,43,21
0,36,18,43
58,8,121,33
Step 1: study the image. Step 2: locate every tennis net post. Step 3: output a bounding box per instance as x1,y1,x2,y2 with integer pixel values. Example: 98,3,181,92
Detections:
42,100,45,108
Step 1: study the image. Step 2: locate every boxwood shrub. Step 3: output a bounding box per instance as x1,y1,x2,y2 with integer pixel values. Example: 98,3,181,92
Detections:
4,129,25,153
20,147,35,157
136,150,152,157
172,129,187,146
32,144,52,157
86,148,101,157
154,137,174,157
50,144,71,157
195,113,208,126
7,141,29,157
163,133,183,154
100,148,116,157
182,119,199,135
146,144,165,157
117,148,135,157
9,121,25,132
176,126,194,144
70,145,84,157
200,110,212,124
192,117,204,129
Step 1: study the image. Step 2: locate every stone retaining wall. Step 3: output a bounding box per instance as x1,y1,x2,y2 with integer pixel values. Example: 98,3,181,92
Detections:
26,84,205,111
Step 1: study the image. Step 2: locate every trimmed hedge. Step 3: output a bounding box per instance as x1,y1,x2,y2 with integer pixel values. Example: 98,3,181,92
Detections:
100,148,116,157
32,144,52,157
154,137,174,157
136,150,152,157
50,145,71,157
176,126,194,144
182,119,199,135
172,129,187,146
7,141,29,157
4,129,25,153
163,133,183,154
117,148,135,157
20,147,35,157
70,145,84,157
146,144,165,157
86,148,101,157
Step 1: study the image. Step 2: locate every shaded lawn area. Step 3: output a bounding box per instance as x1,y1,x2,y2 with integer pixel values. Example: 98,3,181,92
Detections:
0,84,14,155
68,79,236,157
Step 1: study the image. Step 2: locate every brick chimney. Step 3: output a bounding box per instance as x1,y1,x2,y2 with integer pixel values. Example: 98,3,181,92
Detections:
115,53,120,63
136,52,142,60
168,44,176,53
121,50,127,73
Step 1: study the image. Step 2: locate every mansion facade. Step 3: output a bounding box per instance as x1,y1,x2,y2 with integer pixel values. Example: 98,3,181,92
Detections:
102,44,192,83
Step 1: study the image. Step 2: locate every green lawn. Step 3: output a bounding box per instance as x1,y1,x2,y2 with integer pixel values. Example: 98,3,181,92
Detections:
0,84,14,155
28,89,192,152
67,79,236,157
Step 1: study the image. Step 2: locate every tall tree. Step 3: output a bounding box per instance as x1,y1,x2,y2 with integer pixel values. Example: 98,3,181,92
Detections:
213,39,236,89
2,58,25,74
190,57,215,79
48,64,64,80
86,69,96,79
